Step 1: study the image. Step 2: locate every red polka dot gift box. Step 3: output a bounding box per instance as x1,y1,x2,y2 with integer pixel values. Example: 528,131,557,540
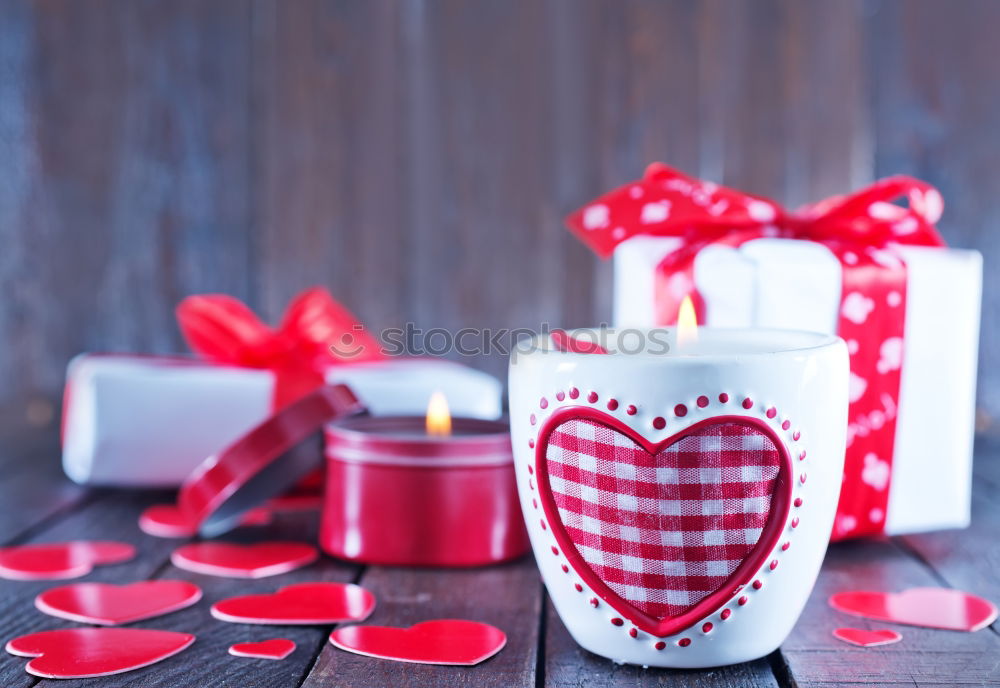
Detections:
565,164,981,540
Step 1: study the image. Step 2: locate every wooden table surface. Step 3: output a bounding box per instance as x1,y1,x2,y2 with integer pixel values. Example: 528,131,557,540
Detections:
1,423,998,687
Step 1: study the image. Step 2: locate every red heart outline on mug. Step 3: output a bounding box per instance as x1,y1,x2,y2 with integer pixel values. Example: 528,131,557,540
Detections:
535,407,792,637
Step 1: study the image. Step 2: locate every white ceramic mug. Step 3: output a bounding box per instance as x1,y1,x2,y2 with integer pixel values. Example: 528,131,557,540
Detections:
509,328,848,668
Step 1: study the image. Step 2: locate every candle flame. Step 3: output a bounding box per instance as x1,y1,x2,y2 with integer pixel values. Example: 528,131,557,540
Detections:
426,391,452,436
676,295,699,350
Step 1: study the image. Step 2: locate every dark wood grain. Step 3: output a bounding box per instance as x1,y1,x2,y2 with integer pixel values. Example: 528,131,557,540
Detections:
868,0,1000,427
780,0,869,205
4,0,997,425
388,0,595,376
0,424,999,686
544,598,780,688
252,0,407,334
896,436,1000,634
32,512,361,688
0,423,359,688
0,0,253,400
0,491,179,688
302,559,542,687
0,418,84,545
2,0,1000,684
781,536,1000,686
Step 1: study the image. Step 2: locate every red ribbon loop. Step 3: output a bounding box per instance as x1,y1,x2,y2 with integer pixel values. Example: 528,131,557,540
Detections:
565,164,946,258
176,287,384,408
794,175,945,248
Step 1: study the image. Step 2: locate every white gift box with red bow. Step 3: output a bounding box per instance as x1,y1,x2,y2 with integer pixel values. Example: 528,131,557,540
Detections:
614,237,981,538
567,164,982,540
62,355,503,487
61,288,504,488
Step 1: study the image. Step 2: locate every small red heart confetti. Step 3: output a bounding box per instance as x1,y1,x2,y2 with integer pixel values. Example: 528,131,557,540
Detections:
228,638,296,660
550,330,609,354
832,627,902,647
35,581,202,625
139,505,198,538
329,620,506,666
829,587,998,632
5,628,194,678
0,541,136,581
139,504,273,538
211,582,375,625
171,542,318,579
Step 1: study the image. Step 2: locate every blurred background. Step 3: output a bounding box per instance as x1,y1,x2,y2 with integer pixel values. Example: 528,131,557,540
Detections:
1,0,998,433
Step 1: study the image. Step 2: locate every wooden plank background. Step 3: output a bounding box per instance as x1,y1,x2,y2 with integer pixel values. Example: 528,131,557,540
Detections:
1,0,998,431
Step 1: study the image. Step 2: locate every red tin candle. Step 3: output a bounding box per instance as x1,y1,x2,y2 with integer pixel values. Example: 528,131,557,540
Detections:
164,384,526,567
321,403,528,567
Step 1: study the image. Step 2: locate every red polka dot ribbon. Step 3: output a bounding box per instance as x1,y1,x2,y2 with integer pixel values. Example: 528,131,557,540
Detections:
565,164,947,540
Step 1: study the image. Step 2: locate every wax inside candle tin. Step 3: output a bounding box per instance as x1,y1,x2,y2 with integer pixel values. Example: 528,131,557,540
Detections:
332,415,508,438
326,415,513,464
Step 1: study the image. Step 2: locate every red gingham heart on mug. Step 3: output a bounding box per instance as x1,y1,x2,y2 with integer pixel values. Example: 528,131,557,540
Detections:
536,409,792,637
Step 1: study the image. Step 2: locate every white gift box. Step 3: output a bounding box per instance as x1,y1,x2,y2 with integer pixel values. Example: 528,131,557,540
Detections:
62,355,503,487
614,236,982,536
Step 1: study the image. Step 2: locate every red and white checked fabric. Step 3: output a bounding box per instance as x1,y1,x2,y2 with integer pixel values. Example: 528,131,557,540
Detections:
545,418,781,619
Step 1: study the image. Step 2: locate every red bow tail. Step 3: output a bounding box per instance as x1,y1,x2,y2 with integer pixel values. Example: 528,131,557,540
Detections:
177,287,384,409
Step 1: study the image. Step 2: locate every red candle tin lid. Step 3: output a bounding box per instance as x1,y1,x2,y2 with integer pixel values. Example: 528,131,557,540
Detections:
178,384,366,537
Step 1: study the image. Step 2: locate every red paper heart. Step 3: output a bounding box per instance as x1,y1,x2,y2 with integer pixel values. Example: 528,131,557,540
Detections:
536,408,792,637
229,638,296,660
171,541,318,578
211,582,375,625
139,504,271,538
139,505,197,538
829,587,998,632
5,628,194,678
832,627,902,647
329,620,506,666
35,581,202,625
0,541,136,581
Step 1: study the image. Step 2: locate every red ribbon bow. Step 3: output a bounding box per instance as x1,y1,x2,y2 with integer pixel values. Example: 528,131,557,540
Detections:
176,287,383,408
566,163,945,259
